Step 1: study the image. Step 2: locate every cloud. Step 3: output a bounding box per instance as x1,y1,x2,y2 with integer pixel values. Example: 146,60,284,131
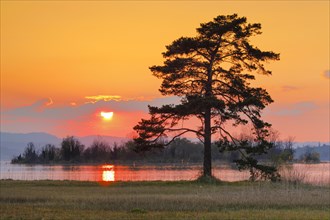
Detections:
46,98,53,106
323,70,330,79
264,101,318,116
1,97,328,141
6,98,53,114
82,96,180,112
281,85,299,92
85,95,122,103
0,96,181,137
2,96,180,120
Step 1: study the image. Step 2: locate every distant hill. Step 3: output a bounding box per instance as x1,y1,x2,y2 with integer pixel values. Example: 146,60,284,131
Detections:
0,132,61,161
0,132,127,161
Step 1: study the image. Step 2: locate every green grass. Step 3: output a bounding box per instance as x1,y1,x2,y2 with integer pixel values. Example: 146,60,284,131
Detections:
1,180,329,219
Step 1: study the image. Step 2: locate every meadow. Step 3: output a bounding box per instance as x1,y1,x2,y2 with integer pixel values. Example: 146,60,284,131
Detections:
0,180,329,220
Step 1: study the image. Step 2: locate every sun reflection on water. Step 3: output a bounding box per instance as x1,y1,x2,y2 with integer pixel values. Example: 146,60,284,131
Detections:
101,165,115,182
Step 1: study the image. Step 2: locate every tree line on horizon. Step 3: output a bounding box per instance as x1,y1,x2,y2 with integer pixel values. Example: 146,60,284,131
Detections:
11,135,320,166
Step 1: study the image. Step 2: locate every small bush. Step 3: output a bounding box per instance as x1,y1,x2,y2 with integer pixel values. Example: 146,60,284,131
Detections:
299,151,320,163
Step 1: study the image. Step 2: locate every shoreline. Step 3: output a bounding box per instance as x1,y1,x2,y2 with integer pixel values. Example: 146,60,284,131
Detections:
4,160,330,166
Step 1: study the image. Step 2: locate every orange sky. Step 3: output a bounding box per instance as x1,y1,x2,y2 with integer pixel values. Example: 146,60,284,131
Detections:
1,1,329,142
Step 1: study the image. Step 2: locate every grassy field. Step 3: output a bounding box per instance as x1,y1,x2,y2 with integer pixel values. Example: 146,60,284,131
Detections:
0,180,329,220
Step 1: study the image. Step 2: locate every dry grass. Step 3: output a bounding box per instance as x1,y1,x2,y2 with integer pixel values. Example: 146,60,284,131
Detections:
1,180,329,219
280,166,307,185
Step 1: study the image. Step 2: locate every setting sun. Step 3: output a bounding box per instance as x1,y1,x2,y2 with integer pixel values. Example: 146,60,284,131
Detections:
100,111,113,120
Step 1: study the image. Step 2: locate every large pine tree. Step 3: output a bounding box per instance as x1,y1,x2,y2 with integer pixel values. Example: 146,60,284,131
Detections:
134,14,280,179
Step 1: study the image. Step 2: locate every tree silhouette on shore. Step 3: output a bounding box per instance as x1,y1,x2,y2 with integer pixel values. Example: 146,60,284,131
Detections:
133,14,280,179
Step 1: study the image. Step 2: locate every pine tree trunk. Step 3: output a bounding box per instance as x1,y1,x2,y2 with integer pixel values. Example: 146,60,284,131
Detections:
203,107,212,177
203,58,213,177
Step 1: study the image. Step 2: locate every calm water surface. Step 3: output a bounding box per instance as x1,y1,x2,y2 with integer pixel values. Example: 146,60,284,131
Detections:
1,161,329,185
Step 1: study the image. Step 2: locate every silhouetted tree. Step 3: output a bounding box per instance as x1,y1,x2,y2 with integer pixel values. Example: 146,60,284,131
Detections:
23,142,38,163
134,14,279,179
60,136,85,161
165,138,203,162
258,133,295,165
40,144,56,162
299,150,320,163
120,140,141,161
277,138,295,164
11,154,23,163
84,139,111,162
111,143,119,160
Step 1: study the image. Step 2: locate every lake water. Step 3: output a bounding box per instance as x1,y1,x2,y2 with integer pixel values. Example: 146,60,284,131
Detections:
1,161,329,185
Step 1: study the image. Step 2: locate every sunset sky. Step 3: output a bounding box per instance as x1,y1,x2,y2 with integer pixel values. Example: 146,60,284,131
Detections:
1,1,329,142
